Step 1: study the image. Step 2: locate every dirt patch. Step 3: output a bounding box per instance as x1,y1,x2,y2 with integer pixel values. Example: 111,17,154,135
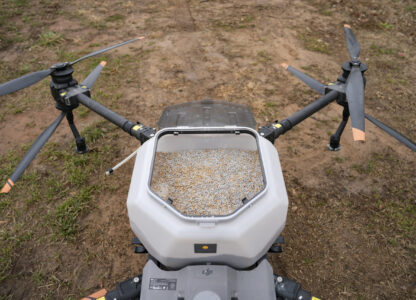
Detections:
0,0,415,299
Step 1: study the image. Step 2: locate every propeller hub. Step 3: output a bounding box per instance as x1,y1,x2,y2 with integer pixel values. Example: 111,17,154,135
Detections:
342,61,368,74
51,62,70,70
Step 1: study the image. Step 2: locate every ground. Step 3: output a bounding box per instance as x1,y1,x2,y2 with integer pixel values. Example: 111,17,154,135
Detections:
0,0,415,299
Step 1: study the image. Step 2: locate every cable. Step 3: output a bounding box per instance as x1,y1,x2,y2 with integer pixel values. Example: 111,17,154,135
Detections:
106,148,140,175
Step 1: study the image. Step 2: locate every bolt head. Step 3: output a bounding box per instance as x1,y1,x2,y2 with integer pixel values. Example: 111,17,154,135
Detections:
277,276,283,283
133,277,140,283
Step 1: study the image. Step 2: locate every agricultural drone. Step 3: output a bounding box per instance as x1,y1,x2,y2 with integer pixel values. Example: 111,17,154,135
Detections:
0,25,415,300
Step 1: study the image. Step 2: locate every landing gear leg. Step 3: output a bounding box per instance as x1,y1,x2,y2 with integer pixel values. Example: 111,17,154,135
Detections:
328,106,349,151
66,111,88,154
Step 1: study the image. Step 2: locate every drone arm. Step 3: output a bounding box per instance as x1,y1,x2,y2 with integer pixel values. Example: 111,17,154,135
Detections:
259,90,339,143
76,93,155,144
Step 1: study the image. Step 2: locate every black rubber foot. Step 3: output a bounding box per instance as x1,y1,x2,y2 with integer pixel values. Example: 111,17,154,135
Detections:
327,143,341,151
75,145,88,154
75,137,88,154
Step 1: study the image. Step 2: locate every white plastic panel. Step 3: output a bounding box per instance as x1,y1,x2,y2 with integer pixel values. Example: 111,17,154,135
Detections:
126,127,288,269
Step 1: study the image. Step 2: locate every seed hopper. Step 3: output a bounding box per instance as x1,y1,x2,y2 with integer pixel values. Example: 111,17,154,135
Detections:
1,26,415,300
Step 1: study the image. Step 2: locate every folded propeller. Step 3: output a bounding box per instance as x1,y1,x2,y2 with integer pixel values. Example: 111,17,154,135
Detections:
0,37,145,193
281,25,415,151
0,37,143,97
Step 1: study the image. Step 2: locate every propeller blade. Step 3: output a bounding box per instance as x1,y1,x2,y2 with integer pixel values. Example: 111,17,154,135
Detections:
345,65,365,141
70,36,144,65
1,112,65,194
344,24,361,60
81,61,107,89
0,69,53,96
365,114,416,151
281,63,325,95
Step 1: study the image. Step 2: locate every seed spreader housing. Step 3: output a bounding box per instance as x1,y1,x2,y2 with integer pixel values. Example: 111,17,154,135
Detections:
127,101,289,269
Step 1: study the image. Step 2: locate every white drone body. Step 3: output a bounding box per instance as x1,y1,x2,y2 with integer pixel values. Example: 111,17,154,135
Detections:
127,125,288,269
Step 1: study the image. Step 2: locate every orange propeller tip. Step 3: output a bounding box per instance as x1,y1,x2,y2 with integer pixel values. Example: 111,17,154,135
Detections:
344,24,351,29
352,128,366,141
1,183,11,194
100,61,107,67
137,36,145,40
281,63,289,70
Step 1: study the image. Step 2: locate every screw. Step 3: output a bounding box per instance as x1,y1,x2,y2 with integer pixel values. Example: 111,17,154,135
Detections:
133,277,140,283
277,276,283,283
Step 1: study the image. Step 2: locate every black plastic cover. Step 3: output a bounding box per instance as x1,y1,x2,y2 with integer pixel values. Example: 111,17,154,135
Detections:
158,98,256,129
105,275,142,300
194,243,217,253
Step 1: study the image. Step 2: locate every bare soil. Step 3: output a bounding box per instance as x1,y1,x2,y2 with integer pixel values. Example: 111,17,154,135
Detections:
0,0,415,299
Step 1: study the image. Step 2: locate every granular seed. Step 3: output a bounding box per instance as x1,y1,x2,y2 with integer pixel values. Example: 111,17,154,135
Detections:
151,149,264,216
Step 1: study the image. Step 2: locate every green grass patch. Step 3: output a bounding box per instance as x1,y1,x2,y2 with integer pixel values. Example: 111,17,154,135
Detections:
377,22,394,30
89,43,101,48
81,122,106,143
320,8,332,16
56,49,79,63
105,14,125,22
90,20,107,30
213,15,255,31
46,177,66,202
264,89,275,97
12,107,23,114
0,33,24,50
51,186,95,239
77,106,90,118
0,223,33,283
0,151,19,187
257,51,271,63
11,0,28,7
370,44,397,56
405,5,416,13
298,32,331,54
38,31,63,47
